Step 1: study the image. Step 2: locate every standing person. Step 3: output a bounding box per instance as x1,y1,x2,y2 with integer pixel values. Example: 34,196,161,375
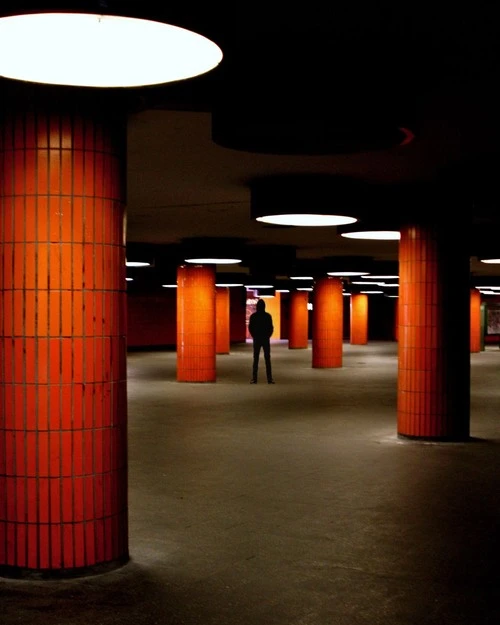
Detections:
248,298,275,384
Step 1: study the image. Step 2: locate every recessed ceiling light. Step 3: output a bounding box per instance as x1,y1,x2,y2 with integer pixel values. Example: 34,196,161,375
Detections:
0,12,223,87
327,271,369,277
185,257,242,265
256,214,357,227
340,230,400,240
126,261,151,267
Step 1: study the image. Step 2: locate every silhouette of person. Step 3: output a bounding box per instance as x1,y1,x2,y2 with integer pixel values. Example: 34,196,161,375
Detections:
248,298,275,384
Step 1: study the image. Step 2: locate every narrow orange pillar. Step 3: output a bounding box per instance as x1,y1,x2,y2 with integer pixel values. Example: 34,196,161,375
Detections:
0,83,128,577
397,220,470,440
350,293,368,345
470,288,481,353
177,264,216,382
288,290,309,349
216,286,230,354
312,276,343,367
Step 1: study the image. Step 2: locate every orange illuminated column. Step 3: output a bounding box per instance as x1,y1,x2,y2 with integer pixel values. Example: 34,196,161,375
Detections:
216,286,230,354
262,293,281,339
312,276,343,367
288,290,309,349
177,264,216,381
0,83,128,577
397,220,470,440
350,292,368,345
470,288,481,353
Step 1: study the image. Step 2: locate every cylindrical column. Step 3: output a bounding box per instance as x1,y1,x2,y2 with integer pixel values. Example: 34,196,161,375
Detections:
397,220,470,440
288,290,309,349
350,292,368,345
312,276,343,367
216,286,230,354
0,83,128,577
470,288,481,353
177,264,216,382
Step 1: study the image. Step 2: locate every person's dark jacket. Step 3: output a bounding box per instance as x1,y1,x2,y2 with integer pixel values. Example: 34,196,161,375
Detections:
249,299,274,340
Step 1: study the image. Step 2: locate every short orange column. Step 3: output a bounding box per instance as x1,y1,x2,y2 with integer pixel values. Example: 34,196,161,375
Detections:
312,276,343,367
288,290,309,349
350,293,368,345
216,286,230,354
397,221,470,440
177,264,216,382
0,83,128,577
470,288,481,353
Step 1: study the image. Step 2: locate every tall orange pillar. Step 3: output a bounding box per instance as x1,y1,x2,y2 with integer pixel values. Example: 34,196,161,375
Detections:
470,288,481,353
312,276,343,367
350,292,368,345
0,83,128,577
288,290,309,349
177,264,216,382
216,286,230,354
397,220,470,440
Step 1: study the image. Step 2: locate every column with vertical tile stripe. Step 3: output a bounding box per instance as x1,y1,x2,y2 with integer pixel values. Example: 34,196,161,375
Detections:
397,220,470,440
312,276,343,367
0,83,128,577
177,264,216,382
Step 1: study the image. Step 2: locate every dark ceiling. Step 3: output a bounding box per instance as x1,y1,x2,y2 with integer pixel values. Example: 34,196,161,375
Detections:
5,3,500,286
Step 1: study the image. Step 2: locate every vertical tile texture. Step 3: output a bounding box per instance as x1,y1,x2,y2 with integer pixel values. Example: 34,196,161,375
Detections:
215,287,230,354
0,85,128,573
312,277,343,367
350,293,368,345
469,288,481,353
288,291,309,349
397,222,470,440
177,265,216,382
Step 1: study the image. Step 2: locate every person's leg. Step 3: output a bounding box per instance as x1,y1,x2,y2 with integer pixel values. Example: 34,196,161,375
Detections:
251,341,261,382
263,341,274,383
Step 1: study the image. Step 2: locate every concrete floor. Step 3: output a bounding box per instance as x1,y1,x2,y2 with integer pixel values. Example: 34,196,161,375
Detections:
2,340,500,625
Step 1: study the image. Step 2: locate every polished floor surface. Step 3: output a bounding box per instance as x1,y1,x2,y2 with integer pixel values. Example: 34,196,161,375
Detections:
2,340,500,625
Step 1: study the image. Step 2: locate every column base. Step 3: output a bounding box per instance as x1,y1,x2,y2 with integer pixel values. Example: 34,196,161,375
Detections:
397,433,471,443
0,555,129,581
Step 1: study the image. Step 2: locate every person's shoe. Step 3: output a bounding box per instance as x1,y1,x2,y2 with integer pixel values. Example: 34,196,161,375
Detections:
250,379,257,384
268,379,275,384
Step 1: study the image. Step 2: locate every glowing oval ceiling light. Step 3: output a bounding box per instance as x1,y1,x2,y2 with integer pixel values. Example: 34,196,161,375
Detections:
0,13,223,87
340,230,400,240
480,258,500,264
327,271,369,277
256,214,356,227
185,257,241,265
126,261,150,267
